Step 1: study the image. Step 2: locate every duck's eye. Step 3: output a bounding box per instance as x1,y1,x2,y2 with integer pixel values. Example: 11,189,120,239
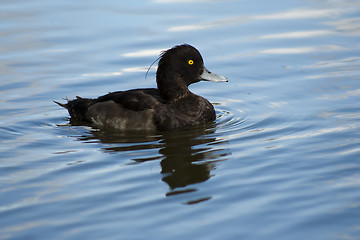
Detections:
188,60,194,65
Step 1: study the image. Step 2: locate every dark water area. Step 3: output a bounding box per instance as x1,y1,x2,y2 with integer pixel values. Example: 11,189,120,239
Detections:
1,0,360,239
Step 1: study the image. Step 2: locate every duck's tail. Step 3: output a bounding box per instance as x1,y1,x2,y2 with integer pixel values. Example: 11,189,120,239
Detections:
54,100,68,109
54,96,95,122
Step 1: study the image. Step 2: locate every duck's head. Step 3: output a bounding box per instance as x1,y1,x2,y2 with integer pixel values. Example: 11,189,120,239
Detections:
156,44,228,101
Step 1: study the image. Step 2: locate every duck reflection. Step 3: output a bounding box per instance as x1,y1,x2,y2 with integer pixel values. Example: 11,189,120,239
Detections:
80,125,229,202
159,129,219,191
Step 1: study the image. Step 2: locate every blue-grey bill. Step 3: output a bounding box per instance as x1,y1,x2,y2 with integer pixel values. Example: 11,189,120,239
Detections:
200,67,228,82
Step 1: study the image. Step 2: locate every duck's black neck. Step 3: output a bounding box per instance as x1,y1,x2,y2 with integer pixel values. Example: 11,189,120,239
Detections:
156,67,190,102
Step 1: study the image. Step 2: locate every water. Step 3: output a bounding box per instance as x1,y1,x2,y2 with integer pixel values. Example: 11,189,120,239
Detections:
1,0,360,239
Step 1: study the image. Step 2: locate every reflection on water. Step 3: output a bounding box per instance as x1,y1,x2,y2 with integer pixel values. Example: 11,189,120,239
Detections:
78,125,230,203
159,127,229,202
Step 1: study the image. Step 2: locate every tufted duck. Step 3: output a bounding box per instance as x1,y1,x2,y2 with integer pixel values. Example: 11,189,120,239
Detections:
55,44,228,131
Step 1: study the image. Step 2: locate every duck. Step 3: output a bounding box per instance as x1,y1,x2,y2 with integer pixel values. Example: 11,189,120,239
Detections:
55,44,228,131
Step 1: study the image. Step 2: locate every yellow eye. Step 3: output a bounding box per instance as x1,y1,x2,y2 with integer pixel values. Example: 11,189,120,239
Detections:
188,60,194,65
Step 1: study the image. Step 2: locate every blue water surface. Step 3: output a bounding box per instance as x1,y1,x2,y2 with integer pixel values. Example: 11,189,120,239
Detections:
1,0,360,239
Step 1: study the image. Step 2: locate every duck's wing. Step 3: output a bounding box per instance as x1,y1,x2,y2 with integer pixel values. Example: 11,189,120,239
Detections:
54,89,162,121
83,89,164,130
96,88,163,111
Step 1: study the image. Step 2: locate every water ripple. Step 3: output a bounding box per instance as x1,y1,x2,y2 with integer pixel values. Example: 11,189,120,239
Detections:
1,0,360,239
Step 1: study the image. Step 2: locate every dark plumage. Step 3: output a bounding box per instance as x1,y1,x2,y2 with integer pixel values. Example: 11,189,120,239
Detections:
55,44,228,131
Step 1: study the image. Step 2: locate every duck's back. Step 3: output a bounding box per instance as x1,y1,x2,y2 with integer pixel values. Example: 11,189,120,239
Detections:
58,89,215,131
61,89,161,130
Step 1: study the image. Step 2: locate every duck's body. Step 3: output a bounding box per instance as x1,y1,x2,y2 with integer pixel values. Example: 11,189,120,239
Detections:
55,44,227,131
